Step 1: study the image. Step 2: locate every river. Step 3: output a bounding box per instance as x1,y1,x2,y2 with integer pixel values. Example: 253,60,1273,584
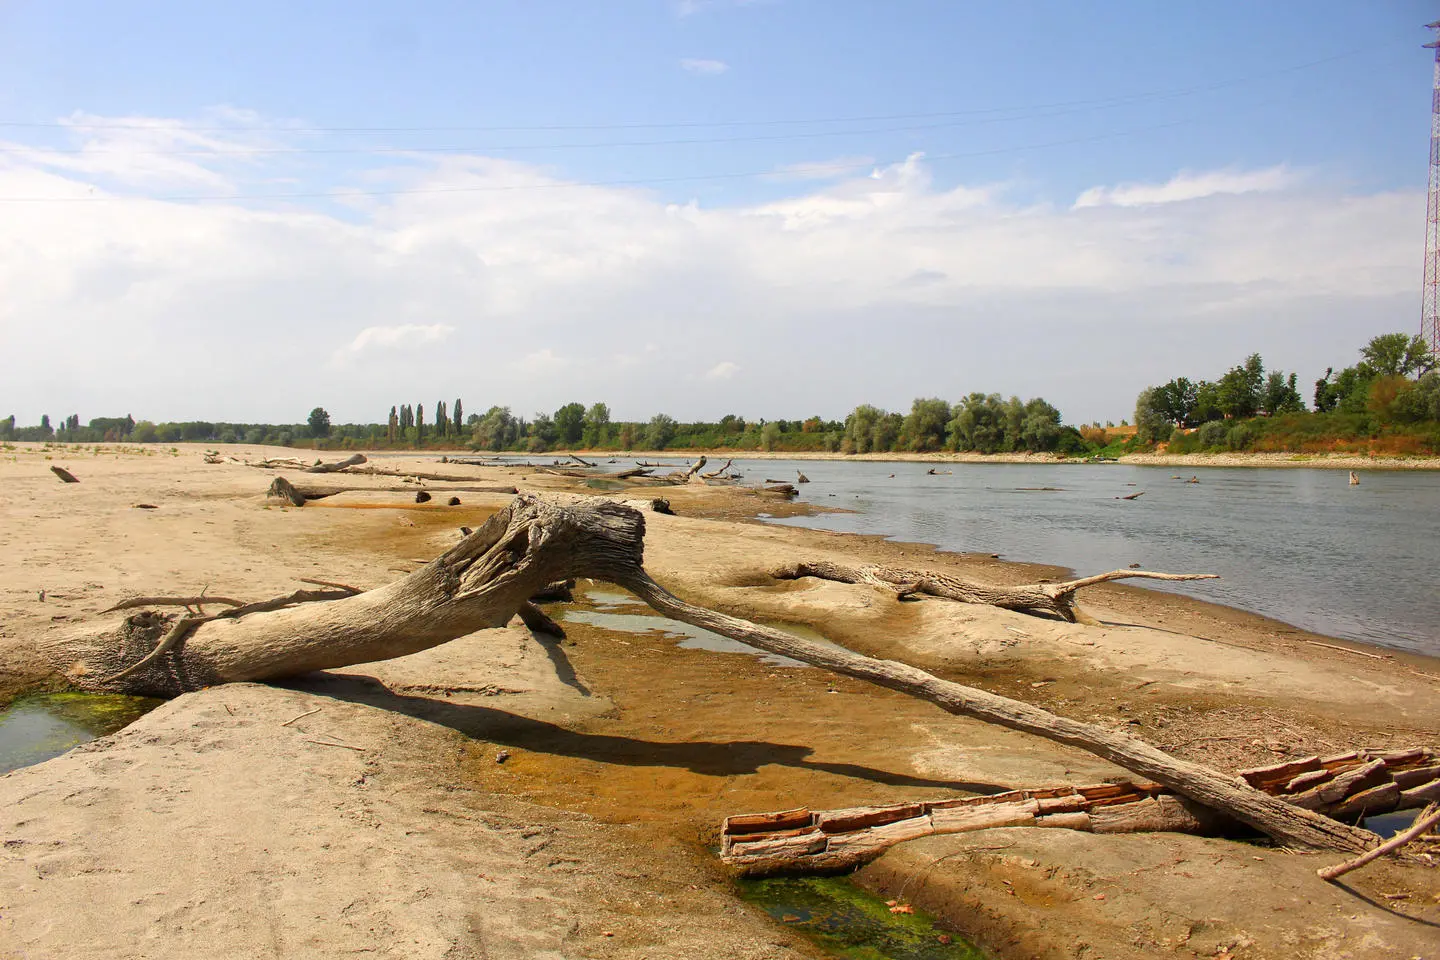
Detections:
694,459,1438,656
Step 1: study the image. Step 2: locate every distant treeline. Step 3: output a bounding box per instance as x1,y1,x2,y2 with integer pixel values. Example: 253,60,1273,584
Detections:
1133,333,1440,455
2,392,1094,455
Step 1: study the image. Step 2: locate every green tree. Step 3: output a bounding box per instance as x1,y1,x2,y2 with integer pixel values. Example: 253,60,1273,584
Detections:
760,422,781,451
1260,372,1303,416
475,406,517,451
583,402,611,447
452,399,463,437
131,420,158,443
416,403,425,445
645,414,676,450
1216,354,1264,419
1134,387,1171,444
1018,397,1063,450
947,394,1004,452
900,398,951,452
842,405,885,454
307,407,331,438
436,400,448,438
1361,333,1433,378
553,402,586,447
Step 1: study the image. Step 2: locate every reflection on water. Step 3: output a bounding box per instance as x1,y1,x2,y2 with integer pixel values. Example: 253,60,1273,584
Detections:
0,693,160,774
715,459,1438,655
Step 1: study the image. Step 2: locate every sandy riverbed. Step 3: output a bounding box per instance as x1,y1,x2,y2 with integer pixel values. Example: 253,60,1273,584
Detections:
1,443,1437,958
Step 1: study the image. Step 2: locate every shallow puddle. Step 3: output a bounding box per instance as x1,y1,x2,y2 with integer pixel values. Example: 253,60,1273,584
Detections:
0,693,161,775
738,875,985,960
562,608,812,667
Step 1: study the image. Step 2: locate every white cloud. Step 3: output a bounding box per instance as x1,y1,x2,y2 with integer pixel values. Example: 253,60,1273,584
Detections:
0,116,1419,426
705,361,740,380
680,58,729,75
1073,165,1298,209
334,323,455,363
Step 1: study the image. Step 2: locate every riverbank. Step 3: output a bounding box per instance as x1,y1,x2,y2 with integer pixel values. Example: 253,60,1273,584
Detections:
1,444,1437,958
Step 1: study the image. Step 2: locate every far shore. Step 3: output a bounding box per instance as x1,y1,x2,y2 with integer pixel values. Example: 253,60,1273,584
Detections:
14,440,1440,469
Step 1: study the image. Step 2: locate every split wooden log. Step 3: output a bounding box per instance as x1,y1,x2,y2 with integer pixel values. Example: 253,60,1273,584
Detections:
722,780,1227,875
726,747,1440,875
45,496,1373,853
50,466,80,483
772,560,1218,625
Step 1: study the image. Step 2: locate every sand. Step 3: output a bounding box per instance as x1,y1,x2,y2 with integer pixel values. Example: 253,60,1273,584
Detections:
1,442,1437,959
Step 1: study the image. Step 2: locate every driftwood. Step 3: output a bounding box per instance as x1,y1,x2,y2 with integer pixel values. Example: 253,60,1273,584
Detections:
762,484,800,498
48,496,1374,854
726,748,1440,875
613,467,654,479
702,459,734,479
537,467,593,478
50,466,80,483
772,560,1217,625
796,471,809,483
1117,491,1145,501
304,454,368,474
567,454,596,468
348,467,495,483
1318,803,1440,881
265,477,519,506
722,780,1225,875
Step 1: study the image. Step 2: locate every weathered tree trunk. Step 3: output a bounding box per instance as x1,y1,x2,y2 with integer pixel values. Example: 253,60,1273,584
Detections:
266,477,517,505
772,560,1217,625
46,496,1373,853
304,453,368,473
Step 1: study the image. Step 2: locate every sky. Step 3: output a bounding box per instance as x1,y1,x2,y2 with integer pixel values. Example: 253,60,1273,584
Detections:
0,0,1435,426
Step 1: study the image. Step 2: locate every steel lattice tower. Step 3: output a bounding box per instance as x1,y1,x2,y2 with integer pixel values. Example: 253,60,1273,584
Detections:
1424,22,1440,356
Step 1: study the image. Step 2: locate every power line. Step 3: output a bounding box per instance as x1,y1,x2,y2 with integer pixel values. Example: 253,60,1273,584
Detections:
0,41,1389,139
0,117,1190,203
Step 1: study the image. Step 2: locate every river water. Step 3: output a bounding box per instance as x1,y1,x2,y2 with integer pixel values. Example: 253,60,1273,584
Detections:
692,459,1438,656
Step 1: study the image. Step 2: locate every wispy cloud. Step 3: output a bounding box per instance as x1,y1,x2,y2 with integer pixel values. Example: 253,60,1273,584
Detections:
705,361,740,380
334,323,455,363
680,58,729,75
1073,165,1298,209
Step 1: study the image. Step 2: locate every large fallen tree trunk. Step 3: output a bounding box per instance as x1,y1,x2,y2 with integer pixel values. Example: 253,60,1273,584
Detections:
772,560,1218,624
47,496,1375,854
266,476,518,506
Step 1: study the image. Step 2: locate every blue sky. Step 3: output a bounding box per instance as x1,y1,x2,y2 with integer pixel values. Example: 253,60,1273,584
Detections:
0,1,1435,424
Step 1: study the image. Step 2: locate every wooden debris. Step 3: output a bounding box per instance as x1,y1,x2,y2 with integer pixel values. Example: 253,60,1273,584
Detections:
50,466,80,483
773,560,1217,625
1318,803,1440,881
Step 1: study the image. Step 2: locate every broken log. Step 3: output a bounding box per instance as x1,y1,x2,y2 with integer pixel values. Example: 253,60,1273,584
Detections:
567,454,596,468
1118,491,1145,501
772,560,1217,625
796,471,809,483
727,747,1440,875
265,478,519,505
50,466,80,483
721,780,1225,875
762,484,799,498
304,453,368,474
1318,803,1440,881
45,496,1373,854
613,467,654,479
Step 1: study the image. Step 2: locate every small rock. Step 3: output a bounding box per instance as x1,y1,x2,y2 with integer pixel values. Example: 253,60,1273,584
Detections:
447,496,461,506
495,750,510,764
415,491,432,503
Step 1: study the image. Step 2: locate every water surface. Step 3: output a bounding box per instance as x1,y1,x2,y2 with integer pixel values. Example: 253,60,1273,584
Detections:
722,459,1439,655
0,693,160,774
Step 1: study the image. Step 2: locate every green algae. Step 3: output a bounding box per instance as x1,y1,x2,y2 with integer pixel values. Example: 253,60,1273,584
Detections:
0,692,161,774
738,875,987,960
